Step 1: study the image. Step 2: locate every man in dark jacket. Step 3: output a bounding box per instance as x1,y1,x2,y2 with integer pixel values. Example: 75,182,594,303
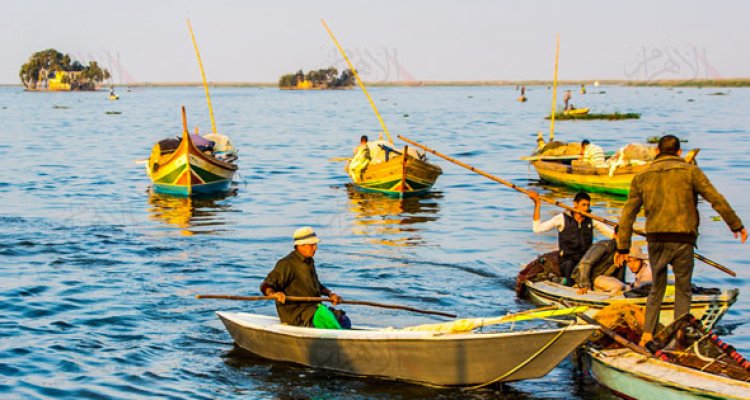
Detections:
616,135,746,346
260,227,349,329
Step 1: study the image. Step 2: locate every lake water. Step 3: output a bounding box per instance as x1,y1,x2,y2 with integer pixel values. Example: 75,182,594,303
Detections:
1,85,748,399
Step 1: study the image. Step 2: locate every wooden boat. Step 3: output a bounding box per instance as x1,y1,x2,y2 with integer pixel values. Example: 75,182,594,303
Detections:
521,279,737,330
563,107,589,115
346,141,442,198
518,95,527,102
216,312,598,386
146,110,237,196
586,348,750,399
583,313,750,399
529,146,699,196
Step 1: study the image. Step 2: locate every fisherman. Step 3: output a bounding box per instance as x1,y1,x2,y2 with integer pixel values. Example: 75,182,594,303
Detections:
615,135,746,347
563,90,573,110
574,227,652,294
260,227,351,329
347,135,371,182
579,139,606,167
528,191,614,285
580,84,586,94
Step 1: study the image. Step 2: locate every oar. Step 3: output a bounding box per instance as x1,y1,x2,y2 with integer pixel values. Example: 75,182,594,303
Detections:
399,306,588,333
397,135,737,277
328,156,351,162
195,294,456,318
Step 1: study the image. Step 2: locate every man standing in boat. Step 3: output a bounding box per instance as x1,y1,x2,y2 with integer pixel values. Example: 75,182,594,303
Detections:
528,191,614,285
615,135,747,347
260,227,350,329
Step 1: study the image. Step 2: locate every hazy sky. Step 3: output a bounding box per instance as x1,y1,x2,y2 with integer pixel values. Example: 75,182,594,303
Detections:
1,0,747,84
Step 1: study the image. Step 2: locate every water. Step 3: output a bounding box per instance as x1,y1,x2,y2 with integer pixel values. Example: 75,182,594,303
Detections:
0,85,748,399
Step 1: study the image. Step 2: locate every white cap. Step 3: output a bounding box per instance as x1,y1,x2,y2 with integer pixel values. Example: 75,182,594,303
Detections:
293,226,320,246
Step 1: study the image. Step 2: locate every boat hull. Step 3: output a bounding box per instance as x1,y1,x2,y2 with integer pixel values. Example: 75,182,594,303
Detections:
531,160,643,196
217,312,596,386
524,280,738,330
353,154,442,198
585,348,750,400
146,131,237,197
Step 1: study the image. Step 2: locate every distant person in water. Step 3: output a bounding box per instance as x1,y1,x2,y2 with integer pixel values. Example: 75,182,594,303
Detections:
563,90,572,110
261,227,350,329
528,191,614,285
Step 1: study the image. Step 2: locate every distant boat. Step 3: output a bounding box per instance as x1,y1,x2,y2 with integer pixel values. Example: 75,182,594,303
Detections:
563,107,588,115
216,311,598,386
146,107,237,196
346,141,442,198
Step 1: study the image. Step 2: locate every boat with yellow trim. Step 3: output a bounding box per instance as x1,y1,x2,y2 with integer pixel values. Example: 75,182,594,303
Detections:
346,140,442,198
146,107,237,197
563,107,589,115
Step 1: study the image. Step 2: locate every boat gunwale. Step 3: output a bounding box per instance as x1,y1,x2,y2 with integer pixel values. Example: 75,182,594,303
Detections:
217,311,598,342
587,347,750,399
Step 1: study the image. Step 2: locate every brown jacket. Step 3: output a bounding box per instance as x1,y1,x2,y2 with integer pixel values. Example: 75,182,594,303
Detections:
617,154,743,252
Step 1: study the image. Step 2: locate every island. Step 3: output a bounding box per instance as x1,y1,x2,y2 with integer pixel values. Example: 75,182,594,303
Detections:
19,49,110,91
278,67,355,90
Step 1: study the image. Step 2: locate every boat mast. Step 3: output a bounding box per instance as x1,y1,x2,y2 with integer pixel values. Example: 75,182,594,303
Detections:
549,34,560,142
187,18,217,134
321,19,393,143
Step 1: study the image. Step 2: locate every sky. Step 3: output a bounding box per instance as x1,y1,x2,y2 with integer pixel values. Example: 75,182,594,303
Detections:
1,0,748,84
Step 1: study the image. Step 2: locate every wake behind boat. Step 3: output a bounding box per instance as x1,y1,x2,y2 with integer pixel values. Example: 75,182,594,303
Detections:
217,312,597,387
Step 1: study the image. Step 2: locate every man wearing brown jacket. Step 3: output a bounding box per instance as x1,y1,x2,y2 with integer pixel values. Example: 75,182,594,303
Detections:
615,135,747,347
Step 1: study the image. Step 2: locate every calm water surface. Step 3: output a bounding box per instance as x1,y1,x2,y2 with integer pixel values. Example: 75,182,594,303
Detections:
1,85,749,399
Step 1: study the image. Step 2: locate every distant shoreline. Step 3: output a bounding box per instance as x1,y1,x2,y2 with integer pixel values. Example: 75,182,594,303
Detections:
2,79,749,88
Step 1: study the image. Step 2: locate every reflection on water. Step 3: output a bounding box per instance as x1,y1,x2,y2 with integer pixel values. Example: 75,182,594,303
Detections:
146,190,237,235
346,184,441,247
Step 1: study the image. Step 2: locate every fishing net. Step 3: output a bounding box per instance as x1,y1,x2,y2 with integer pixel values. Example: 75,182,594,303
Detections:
592,303,647,345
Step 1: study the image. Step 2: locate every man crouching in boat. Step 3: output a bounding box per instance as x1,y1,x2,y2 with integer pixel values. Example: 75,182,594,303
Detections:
574,226,652,294
260,227,351,329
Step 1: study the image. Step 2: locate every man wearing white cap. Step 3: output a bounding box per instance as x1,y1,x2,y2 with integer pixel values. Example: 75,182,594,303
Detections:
260,227,348,328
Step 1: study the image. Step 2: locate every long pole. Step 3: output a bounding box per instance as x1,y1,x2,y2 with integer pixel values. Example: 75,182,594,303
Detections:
397,134,737,277
549,34,560,142
187,18,217,134
321,19,393,143
196,294,456,318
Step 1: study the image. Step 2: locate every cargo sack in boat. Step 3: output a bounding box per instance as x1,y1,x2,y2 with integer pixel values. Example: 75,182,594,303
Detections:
312,304,343,330
157,137,181,155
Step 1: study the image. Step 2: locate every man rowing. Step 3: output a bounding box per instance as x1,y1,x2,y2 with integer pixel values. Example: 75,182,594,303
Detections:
260,227,351,329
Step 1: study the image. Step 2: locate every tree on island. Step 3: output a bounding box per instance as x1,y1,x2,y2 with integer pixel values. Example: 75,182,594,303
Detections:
278,67,355,89
19,49,111,91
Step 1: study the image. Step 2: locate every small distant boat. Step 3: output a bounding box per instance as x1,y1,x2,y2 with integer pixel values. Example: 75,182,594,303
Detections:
146,108,237,196
518,95,527,102
563,107,589,115
346,141,442,198
217,312,598,386
109,93,119,100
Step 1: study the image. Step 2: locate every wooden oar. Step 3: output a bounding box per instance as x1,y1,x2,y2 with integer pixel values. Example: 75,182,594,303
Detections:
328,157,351,162
195,294,456,318
397,135,737,277
399,306,587,333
